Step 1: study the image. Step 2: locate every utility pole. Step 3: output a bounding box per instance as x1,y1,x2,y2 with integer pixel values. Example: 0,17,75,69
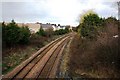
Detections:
118,1,120,20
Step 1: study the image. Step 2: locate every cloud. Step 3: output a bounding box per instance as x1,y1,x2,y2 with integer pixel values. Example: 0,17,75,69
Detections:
1,0,119,26
2,2,50,22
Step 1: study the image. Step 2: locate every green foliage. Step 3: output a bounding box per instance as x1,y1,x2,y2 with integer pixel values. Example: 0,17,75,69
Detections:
2,20,20,46
37,27,46,36
2,20,31,47
104,17,118,25
64,27,69,33
54,28,69,35
45,28,54,37
19,26,31,44
105,17,117,21
78,13,104,39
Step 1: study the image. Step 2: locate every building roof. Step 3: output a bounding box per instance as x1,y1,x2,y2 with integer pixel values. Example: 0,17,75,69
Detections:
17,23,41,33
41,24,53,29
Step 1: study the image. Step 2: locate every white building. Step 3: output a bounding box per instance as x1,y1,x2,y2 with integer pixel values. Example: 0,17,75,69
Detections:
41,23,54,31
3,22,70,33
40,23,66,31
25,23,41,33
57,26,66,30
17,23,41,33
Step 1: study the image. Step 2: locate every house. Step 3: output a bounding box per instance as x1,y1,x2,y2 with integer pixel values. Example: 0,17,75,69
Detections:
3,21,72,33
57,25,66,30
17,23,41,33
41,23,55,31
40,23,68,31
52,25,58,31
4,22,41,34
25,23,41,33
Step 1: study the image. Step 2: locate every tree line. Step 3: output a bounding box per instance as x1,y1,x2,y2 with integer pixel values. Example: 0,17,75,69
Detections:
2,20,31,47
2,20,70,48
76,10,120,75
77,10,118,40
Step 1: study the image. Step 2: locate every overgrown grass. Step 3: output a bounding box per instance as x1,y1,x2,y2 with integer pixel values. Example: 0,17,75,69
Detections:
2,34,62,75
69,20,119,78
69,34,119,78
2,46,37,74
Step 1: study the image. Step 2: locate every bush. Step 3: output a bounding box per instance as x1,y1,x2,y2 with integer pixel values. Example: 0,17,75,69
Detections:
18,26,31,44
29,34,45,48
45,28,54,37
54,28,69,35
64,27,69,33
2,20,20,46
2,20,31,47
78,13,104,39
36,27,46,36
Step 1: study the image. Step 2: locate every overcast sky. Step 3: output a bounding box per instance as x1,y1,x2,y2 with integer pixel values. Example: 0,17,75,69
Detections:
1,0,119,26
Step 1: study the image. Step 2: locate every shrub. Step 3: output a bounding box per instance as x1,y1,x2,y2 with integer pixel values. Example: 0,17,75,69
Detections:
54,28,69,35
2,20,20,46
45,28,54,37
29,34,45,48
18,26,31,44
78,12,104,39
36,27,46,36
2,20,31,47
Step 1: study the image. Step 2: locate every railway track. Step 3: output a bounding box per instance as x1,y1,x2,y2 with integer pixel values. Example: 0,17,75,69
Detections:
3,33,74,79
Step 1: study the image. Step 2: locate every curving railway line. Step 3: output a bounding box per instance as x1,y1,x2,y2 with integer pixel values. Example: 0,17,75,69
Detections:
3,33,74,79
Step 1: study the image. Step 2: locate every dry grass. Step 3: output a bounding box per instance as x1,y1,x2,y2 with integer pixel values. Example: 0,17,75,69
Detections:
2,46,37,74
2,34,61,75
69,21,119,78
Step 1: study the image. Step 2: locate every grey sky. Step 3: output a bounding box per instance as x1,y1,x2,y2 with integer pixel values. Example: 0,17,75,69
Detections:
1,0,119,26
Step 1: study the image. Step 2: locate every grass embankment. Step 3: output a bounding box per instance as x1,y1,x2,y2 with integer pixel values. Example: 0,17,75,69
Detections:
2,35,62,75
2,20,70,75
69,22,120,78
